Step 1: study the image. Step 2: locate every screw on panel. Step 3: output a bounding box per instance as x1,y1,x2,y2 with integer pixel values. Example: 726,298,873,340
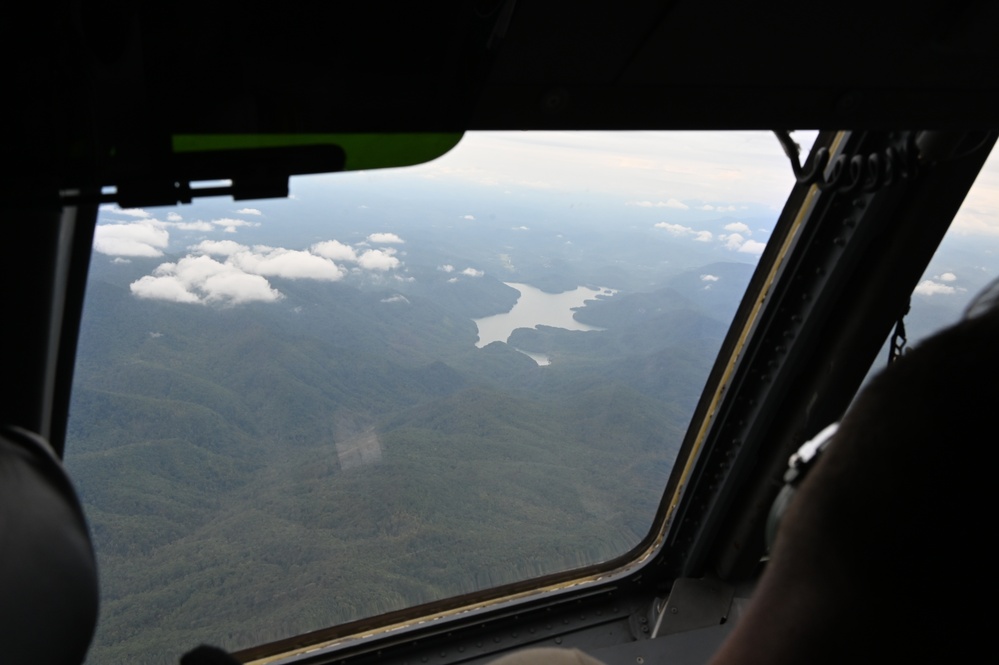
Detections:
637,658,645,664
555,638,563,645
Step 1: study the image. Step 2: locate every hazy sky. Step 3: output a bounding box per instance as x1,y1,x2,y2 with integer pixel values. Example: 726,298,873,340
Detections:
416,130,820,211
418,131,999,237
93,131,999,306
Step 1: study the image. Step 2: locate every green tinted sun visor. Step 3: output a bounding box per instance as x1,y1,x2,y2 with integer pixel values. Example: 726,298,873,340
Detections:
105,133,464,207
172,133,465,172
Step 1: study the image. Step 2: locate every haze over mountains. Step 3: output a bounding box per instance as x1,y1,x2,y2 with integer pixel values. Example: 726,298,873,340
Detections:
64,151,989,663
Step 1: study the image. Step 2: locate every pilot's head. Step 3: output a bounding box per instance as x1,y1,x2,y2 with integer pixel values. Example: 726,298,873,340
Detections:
710,299,999,665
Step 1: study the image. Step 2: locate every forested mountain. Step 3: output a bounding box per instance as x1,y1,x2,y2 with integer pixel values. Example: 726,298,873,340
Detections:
65,171,764,663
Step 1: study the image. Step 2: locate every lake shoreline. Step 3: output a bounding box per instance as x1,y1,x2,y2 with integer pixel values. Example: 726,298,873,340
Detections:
473,282,617,365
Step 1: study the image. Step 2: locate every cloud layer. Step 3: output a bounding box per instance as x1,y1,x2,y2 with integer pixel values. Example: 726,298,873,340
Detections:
653,219,766,255
94,221,169,257
95,210,409,305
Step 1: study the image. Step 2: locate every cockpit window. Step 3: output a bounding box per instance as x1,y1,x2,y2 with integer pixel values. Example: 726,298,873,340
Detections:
869,143,999,369
65,131,816,663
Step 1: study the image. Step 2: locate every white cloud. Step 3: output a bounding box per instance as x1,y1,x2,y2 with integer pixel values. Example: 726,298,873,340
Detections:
939,272,957,282
311,240,358,263
630,199,689,209
463,215,476,220
148,332,163,338
513,226,530,230
236,208,262,216
914,280,957,296
190,240,249,256
166,212,183,222
357,249,401,271
131,274,203,303
367,232,404,244
94,221,170,257
701,274,720,282
394,275,415,283
380,295,410,304
461,268,485,277
654,222,714,241
438,264,455,273
447,277,459,283
173,220,215,232
724,222,751,234
201,270,282,304
133,255,283,305
230,247,345,281
738,239,767,255
111,257,132,264
654,222,694,236
100,205,151,219
128,232,412,305
212,217,260,233
701,204,715,211
722,233,746,251
718,205,737,212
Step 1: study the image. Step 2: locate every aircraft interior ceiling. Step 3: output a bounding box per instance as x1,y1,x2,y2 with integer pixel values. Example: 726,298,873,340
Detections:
2,2,998,664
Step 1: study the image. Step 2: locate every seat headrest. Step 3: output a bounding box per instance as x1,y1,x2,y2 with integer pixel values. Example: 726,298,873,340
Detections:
0,426,99,664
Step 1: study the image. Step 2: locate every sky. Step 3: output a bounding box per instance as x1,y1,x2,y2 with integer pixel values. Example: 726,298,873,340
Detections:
91,131,999,308
418,131,820,210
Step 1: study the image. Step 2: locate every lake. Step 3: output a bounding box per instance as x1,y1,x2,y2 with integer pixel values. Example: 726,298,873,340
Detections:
473,283,616,365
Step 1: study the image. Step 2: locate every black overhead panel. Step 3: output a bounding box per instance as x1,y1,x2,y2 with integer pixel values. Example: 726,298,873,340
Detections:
5,0,999,198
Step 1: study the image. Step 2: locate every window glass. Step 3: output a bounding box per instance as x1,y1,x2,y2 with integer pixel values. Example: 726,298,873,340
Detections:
65,131,816,664
867,143,999,375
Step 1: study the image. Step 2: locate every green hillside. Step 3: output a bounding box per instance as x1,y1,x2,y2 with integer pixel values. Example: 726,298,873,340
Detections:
66,255,742,664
